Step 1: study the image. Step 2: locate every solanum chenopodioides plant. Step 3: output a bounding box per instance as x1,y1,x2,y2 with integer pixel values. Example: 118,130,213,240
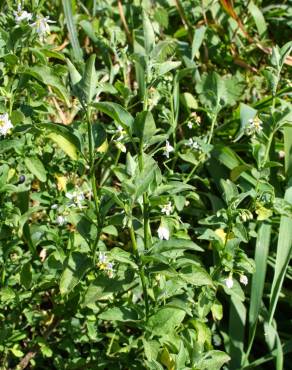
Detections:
2,0,291,368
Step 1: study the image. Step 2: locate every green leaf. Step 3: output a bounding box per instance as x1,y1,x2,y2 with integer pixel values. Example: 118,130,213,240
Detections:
47,133,78,160
192,25,206,60
0,139,22,153
78,54,97,104
196,350,230,370
99,306,139,321
37,122,81,160
60,252,91,295
133,111,156,143
180,265,213,286
143,11,155,53
24,65,70,106
248,1,267,38
147,307,185,336
24,157,47,182
150,239,203,254
95,102,134,132
156,61,181,76
20,263,32,289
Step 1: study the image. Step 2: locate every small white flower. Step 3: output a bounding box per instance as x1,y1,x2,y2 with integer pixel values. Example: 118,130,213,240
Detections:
161,202,173,216
163,140,174,158
158,224,170,240
14,4,32,23
187,121,193,129
187,138,200,150
98,252,107,264
97,252,115,278
66,191,85,209
30,15,54,40
51,204,58,210
116,125,125,141
240,274,248,286
56,215,66,226
225,275,234,289
0,113,13,136
39,248,47,262
279,150,285,159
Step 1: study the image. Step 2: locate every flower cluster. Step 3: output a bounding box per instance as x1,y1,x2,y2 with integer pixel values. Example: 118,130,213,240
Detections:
161,202,173,216
225,273,248,289
246,116,263,136
187,112,201,129
0,113,13,137
13,4,54,41
97,252,114,278
187,138,201,150
66,191,85,209
114,125,126,152
13,3,32,23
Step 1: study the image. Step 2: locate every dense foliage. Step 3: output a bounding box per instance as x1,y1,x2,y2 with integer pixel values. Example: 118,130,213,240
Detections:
0,1,292,369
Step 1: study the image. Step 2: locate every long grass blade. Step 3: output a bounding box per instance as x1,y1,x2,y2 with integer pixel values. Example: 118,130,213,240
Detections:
245,222,271,363
268,126,292,324
62,0,83,62
228,296,246,369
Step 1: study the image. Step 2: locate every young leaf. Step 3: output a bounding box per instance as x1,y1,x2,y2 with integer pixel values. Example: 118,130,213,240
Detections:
24,157,47,182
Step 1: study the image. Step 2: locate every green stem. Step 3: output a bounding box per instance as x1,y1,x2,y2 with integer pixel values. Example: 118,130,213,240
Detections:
207,113,218,145
129,222,149,317
86,108,102,265
185,112,217,183
263,130,275,167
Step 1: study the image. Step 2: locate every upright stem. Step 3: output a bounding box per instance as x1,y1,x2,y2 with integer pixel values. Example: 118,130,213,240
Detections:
185,112,217,183
86,108,102,265
129,222,149,316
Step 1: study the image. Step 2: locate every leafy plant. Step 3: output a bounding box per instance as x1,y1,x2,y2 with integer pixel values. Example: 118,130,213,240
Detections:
0,1,291,369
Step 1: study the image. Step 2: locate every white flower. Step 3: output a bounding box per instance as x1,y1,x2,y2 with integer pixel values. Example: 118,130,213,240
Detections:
51,204,58,210
158,224,170,240
161,202,173,216
66,191,85,209
240,274,248,286
246,116,263,136
30,15,54,40
14,4,32,23
163,140,174,158
98,252,107,264
0,113,13,136
97,252,114,278
225,275,234,289
116,125,125,141
39,248,47,262
279,150,285,159
56,215,66,226
187,138,200,150
187,121,193,129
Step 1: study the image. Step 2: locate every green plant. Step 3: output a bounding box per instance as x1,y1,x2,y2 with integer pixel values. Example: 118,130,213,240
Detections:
0,1,291,369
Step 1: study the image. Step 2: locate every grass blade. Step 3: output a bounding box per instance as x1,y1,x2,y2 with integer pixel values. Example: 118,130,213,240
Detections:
228,296,246,369
245,223,271,363
268,126,292,323
62,0,83,62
